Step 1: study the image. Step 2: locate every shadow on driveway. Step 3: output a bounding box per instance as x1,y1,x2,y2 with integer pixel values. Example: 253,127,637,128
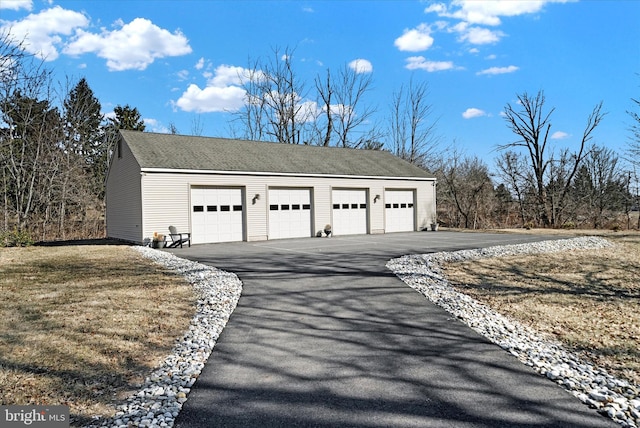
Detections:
172,231,616,427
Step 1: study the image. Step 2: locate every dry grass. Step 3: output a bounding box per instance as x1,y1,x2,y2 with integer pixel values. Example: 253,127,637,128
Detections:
0,245,196,425
441,233,640,385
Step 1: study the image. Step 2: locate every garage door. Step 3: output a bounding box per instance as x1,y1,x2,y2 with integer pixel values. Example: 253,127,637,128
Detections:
268,188,312,239
385,190,415,233
332,189,367,236
191,187,244,244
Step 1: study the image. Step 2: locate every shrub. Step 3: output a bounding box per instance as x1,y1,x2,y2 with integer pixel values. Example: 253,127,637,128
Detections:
0,228,34,247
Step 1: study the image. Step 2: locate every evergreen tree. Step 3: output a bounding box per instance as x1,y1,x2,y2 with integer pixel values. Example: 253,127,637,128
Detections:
63,78,105,196
110,104,145,131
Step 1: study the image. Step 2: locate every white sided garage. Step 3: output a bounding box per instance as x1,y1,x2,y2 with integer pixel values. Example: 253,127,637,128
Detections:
106,131,437,245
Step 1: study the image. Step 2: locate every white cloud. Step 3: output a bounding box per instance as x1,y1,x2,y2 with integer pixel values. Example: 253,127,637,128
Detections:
143,118,168,134
195,57,205,70
426,0,568,26
405,56,455,72
425,1,570,52
457,25,503,44
209,64,246,87
476,65,519,75
551,131,570,139
462,108,487,119
64,17,192,71
424,3,447,15
485,54,497,60
176,69,189,81
1,6,88,60
394,23,434,52
175,64,253,113
348,58,372,74
0,0,32,11
175,83,246,113
297,100,321,123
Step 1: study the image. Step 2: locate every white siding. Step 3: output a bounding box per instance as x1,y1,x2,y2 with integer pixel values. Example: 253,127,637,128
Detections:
132,172,435,243
105,139,143,242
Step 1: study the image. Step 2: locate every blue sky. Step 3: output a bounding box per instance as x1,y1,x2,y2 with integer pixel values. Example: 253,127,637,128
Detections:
1,0,639,166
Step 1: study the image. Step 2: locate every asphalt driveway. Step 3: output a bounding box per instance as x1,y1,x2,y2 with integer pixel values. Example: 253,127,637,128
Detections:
170,231,616,427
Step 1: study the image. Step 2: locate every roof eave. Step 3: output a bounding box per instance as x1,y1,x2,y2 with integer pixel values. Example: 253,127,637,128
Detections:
140,167,435,181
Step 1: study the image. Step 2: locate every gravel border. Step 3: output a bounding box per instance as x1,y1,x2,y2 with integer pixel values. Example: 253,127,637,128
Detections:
86,247,242,428
386,236,640,428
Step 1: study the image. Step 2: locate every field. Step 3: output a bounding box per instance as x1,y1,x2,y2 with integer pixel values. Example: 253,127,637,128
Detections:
0,245,195,425
441,231,640,385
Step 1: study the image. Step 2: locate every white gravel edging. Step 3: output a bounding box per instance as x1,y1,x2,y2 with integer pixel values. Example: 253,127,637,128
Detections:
86,247,242,428
386,236,640,428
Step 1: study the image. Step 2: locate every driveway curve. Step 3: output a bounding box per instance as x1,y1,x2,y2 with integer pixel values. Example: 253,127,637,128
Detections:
171,231,616,427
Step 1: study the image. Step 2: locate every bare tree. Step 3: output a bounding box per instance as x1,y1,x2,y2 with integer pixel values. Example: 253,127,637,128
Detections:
190,114,204,136
389,78,439,169
500,90,605,227
314,69,333,146
0,31,59,235
495,150,533,227
572,146,627,228
235,47,311,144
436,148,494,229
627,79,640,166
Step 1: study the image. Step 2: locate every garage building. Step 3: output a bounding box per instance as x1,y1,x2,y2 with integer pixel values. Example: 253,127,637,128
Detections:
106,130,437,244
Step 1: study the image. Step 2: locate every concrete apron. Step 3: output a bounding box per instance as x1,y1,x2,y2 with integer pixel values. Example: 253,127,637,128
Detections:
172,232,616,427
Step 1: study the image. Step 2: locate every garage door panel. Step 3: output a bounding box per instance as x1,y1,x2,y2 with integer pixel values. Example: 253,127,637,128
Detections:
191,187,244,244
332,189,367,236
385,190,415,233
269,189,312,240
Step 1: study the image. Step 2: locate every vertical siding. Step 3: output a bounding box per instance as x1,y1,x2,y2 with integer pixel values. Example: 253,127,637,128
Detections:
137,172,435,243
105,139,143,243
246,182,268,241
313,183,331,236
367,183,385,234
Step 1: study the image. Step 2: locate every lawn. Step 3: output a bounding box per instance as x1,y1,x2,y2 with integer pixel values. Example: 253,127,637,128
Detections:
441,233,640,386
1,232,638,426
0,245,195,425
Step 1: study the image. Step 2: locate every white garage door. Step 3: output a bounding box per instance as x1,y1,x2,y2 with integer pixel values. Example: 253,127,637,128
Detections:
191,187,244,244
332,189,367,236
385,190,415,233
268,188,312,239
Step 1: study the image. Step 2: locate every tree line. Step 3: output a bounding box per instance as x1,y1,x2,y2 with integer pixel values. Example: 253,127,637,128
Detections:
1,38,638,245
0,34,144,244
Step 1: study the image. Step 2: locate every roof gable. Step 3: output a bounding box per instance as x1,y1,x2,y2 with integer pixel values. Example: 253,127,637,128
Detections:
119,130,434,179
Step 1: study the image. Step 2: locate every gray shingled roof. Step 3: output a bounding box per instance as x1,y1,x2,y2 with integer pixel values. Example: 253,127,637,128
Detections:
120,130,434,179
